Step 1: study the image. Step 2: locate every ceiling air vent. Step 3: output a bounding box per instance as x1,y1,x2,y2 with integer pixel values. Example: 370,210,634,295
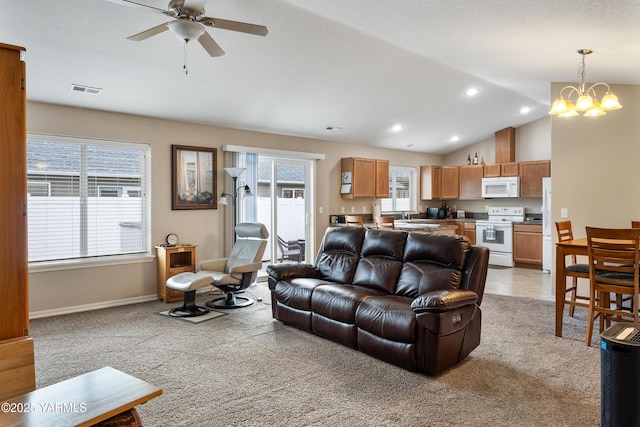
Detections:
70,84,102,95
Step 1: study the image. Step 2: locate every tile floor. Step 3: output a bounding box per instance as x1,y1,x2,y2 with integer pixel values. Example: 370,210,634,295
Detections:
484,266,554,302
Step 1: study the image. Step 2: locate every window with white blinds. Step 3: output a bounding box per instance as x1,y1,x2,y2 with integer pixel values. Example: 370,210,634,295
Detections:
26,134,151,263
381,166,416,213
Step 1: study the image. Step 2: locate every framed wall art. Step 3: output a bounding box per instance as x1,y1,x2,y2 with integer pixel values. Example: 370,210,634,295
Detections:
172,145,217,210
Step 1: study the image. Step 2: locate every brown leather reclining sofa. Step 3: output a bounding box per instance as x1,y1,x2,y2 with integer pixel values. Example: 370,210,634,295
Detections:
266,226,490,375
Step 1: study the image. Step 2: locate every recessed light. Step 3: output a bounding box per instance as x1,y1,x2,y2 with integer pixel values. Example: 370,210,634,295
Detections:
520,107,532,114
391,124,403,132
450,136,460,142
465,88,479,97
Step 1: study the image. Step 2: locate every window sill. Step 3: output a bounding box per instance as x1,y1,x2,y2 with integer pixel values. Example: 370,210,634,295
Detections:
29,253,155,273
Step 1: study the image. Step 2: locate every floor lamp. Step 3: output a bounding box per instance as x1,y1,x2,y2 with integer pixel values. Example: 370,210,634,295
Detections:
218,167,253,241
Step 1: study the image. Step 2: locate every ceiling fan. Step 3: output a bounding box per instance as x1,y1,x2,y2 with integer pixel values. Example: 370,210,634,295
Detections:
104,0,268,59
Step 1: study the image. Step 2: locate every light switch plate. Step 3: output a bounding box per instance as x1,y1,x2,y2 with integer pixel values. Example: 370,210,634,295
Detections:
560,208,568,218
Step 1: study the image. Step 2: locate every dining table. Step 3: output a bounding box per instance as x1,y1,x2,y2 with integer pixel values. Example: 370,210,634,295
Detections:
555,237,588,337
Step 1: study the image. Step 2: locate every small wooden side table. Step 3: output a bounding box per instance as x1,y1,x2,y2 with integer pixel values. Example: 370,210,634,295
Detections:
155,245,197,303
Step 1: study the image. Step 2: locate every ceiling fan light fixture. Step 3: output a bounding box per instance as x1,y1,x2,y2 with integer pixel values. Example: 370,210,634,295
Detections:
168,19,204,41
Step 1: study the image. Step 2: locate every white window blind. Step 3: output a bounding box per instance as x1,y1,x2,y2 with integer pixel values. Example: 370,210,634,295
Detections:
27,134,151,262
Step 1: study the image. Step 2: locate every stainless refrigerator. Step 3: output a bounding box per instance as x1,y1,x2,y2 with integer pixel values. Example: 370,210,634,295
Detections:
542,177,552,273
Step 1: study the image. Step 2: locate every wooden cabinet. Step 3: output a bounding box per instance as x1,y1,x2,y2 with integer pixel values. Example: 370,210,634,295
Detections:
513,224,543,267
495,127,515,163
420,165,441,200
156,245,197,303
483,164,501,178
0,43,35,400
460,221,476,245
501,162,519,176
341,157,389,198
519,160,551,198
440,166,459,199
484,162,518,177
375,159,389,198
458,165,484,199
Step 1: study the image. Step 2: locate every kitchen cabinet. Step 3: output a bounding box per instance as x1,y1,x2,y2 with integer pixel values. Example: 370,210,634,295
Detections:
156,245,197,303
458,165,484,199
440,166,459,200
495,127,515,163
460,221,476,245
0,43,35,401
483,162,518,177
375,159,389,198
420,165,441,200
513,223,542,267
341,157,389,198
519,160,551,198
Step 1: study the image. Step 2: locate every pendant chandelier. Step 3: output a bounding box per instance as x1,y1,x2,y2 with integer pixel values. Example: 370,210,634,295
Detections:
549,49,622,118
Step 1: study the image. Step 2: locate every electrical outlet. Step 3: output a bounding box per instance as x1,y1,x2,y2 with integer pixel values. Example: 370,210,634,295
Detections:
341,207,345,214
561,208,568,218
351,206,355,213
362,206,366,213
319,206,323,214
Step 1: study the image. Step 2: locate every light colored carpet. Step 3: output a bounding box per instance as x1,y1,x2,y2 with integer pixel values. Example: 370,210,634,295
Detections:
30,284,601,426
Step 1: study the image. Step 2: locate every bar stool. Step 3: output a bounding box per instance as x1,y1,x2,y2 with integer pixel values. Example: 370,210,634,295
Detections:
345,215,364,227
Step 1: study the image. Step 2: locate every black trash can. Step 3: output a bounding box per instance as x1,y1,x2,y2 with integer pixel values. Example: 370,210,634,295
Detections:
601,323,640,427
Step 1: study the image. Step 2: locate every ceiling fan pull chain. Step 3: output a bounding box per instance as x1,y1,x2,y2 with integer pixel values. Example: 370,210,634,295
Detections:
183,40,188,75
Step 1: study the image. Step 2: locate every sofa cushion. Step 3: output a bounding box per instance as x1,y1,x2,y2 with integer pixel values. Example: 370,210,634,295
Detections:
275,278,335,311
311,284,384,324
352,229,407,293
355,295,416,343
315,227,366,284
395,232,469,298
396,262,461,298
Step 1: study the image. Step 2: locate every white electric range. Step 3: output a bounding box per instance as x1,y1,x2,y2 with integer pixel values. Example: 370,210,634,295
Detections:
476,207,525,267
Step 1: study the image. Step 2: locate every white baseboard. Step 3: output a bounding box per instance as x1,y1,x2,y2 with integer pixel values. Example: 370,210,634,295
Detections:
29,294,159,320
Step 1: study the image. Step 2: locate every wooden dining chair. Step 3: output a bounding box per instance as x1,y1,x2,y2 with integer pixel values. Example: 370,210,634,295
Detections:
585,227,640,347
555,221,590,317
345,215,364,227
374,216,395,230
632,221,640,229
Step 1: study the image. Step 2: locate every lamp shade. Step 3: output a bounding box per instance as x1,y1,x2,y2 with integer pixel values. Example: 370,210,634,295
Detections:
549,97,568,115
575,94,594,111
224,167,246,178
168,20,205,41
218,194,229,205
601,91,622,110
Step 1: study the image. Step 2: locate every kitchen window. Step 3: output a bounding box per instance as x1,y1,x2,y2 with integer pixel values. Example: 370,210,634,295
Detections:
26,134,151,263
381,166,417,213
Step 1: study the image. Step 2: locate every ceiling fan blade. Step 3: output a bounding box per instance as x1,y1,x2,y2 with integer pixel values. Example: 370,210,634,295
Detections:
200,17,268,36
103,0,169,14
183,0,209,12
127,22,170,41
198,31,225,57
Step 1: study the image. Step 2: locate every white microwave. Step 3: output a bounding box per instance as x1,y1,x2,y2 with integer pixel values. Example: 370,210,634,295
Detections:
481,177,520,198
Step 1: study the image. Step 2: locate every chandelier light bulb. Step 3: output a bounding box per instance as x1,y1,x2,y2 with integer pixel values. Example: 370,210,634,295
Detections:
601,91,622,110
549,97,568,115
575,94,594,111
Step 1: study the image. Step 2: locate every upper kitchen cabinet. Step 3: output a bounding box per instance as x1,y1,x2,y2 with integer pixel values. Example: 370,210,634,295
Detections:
519,160,551,198
341,157,389,199
495,127,515,163
420,165,441,200
375,159,389,198
440,166,459,200
484,162,519,177
458,165,484,200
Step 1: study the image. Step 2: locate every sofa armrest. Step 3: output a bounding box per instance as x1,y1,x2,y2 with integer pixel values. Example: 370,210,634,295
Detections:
266,263,320,282
411,289,478,313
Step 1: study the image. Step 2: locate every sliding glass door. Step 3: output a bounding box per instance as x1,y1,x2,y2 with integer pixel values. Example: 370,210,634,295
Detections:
239,155,313,264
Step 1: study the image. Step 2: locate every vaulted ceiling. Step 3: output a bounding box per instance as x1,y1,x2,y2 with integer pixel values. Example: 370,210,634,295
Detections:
2,0,639,154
